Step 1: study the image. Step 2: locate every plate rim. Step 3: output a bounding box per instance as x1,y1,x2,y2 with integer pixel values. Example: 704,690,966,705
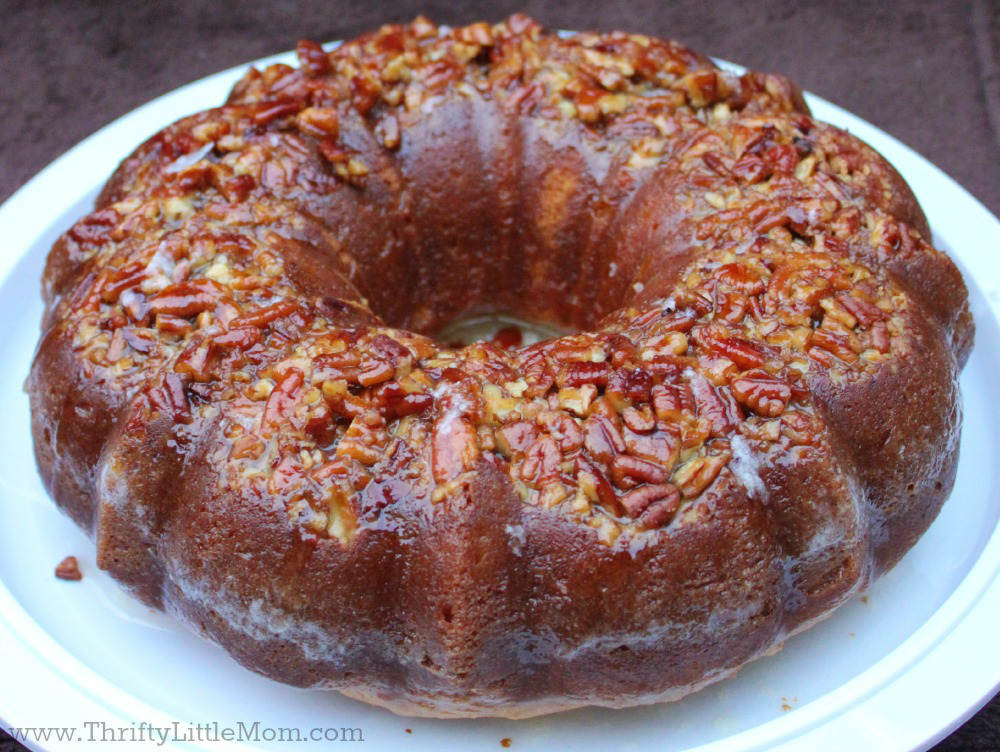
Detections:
1,44,999,752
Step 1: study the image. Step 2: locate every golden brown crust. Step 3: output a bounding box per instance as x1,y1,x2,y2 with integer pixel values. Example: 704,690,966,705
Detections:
27,15,972,717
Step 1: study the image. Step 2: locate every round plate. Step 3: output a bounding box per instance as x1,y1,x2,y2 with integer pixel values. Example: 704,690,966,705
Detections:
1,47,998,752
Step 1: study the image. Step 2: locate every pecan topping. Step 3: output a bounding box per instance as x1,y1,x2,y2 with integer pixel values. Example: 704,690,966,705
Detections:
47,16,919,549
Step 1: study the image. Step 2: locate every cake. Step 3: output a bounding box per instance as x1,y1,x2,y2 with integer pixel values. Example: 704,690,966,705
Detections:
27,15,973,718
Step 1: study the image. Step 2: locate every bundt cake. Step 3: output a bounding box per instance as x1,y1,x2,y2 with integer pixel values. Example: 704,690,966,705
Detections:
27,15,973,718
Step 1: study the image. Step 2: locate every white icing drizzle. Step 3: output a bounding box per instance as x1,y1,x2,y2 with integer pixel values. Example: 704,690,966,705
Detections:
729,434,766,501
163,141,214,174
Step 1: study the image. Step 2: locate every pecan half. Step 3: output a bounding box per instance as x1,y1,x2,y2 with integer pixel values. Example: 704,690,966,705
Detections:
610,454,669,489
583,414,626,464
731,370,792,417
620,483,679,519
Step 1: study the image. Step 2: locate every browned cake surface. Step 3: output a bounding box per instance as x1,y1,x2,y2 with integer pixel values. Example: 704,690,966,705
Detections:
27,15,972,717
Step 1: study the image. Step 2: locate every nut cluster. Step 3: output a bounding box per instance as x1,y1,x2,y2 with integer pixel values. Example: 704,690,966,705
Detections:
220,14,805,180
49,15,928,547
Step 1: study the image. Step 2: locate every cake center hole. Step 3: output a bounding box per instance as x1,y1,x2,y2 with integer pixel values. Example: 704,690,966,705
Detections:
435,312,567,350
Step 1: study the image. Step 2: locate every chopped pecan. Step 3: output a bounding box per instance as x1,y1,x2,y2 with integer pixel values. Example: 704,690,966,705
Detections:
699,331,771,370
68,208,120,245
148,279,222,318
231,435,266,460
576,457,620,514
55,556,83,581
375,382,434,417
122,328,156,353
765,143,798,173
495,420,539,457
375,114,401,149
701,151,730,175
218,174,256,203
870,321,891,353
780,410,818,444
519,436,561,485
606,367,653,405
253,99,305,126
325,388,369,421
105,328,126,362
351,74,381,114
423,59,462,91
100,265,147,303
174,341,211,381
657,310,697,332
296,107,340,138
716,292,748,325
518,351,554,396
456,20,494,45
537,411,584,453
296,39,331,76
682,70,718,107
836,291,885,327
231,301,299,329
623,425,679,465
336,413,389,467
557,385,596,416
357,359,395,386
148,373,191,423
810,327,859,362
606,333,639,367
731,154,771,184
588,395,623,427
548,340,607,363
211,326,261,351
432,413,479,483
673,453,730,498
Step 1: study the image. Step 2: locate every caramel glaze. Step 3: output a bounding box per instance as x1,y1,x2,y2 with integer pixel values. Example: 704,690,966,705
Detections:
28,15,972,717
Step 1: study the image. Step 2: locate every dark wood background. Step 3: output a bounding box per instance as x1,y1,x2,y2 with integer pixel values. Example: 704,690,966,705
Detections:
1,1,997,749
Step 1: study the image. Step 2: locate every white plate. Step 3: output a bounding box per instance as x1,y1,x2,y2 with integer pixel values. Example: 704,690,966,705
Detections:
1,46,999,752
